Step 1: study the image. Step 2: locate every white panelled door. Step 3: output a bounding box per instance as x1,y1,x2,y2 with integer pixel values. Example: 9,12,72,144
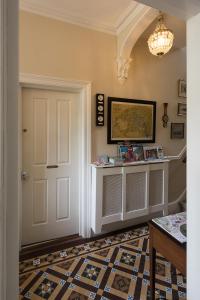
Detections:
22,88,80,245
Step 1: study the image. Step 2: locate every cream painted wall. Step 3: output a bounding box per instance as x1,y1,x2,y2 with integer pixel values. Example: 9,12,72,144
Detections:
20,11,186,161
126,40,186,156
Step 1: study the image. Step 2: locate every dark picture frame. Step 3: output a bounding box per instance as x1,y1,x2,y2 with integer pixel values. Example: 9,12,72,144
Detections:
107,97,156,144
178,80,186,98
177,102,186,116
171,123,184,139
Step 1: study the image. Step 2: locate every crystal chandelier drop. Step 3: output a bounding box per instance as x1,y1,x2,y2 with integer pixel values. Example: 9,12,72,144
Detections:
147,14,174,57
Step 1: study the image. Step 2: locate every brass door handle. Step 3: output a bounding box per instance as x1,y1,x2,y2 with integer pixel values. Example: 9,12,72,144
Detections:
46,165,58,169
21,171,29,180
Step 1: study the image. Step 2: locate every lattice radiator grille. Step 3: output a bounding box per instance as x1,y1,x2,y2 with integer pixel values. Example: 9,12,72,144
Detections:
126,172,146,212
102,174,122,217
149,170,163,206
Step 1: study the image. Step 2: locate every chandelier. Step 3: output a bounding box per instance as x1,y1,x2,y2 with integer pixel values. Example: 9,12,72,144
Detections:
147,14,174,57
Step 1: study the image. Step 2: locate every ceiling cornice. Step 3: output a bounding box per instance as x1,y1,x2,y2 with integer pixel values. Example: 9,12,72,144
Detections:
20,0,117,35
116,3,143,34
20,0,146,36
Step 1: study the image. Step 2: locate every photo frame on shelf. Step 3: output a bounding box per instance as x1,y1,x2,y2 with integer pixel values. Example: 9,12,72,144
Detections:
132,145,144,161
157,146,164,159
177,102,186,116
107,97,156,144
178,80,186,98
143,145,164,160
143,146,158,160
118,145,134,162
118,144,144,162
118,145,128,161
97,154,109,165
171,123,184,139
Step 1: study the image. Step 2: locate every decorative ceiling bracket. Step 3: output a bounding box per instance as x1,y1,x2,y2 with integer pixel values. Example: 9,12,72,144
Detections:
117,57,132,84
116,4,159,83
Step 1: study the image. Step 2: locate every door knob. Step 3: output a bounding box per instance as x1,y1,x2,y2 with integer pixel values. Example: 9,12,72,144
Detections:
21,171,29,181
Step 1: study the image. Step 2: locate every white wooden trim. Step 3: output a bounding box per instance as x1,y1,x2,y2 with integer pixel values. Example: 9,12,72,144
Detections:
91,159,170,168
122,167,127,220
125,208,149,220
102,214,122,225
163,162,169,215
91,167,123,234
79,84,92,237
19,73,92,239
95,168,103,234
91,167,100,234
20,73,91,90
91,162,169,233
146,168,150,213
4,0,19,298
123,165,149,220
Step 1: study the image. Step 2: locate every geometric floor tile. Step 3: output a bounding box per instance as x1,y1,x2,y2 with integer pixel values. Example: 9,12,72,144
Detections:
34,278,57,299
19,225,186,300
82,264,101,281
112,274,131,293
68,291,88,300
120,252,136,266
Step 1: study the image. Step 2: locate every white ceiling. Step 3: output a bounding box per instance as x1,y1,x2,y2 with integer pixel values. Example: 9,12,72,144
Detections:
20,0,140,35
136,0,200,20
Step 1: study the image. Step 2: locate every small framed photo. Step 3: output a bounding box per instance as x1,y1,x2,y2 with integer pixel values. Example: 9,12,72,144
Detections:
178,80,186,98
143,146,158,160
97,154,109,165
157,146,164,159
177,102,186,116
171,123,184,139
132,146,144,161
118,145,128,160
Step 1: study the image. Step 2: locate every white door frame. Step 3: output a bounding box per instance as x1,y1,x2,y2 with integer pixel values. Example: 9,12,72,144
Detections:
1,0,19,299
0,1,7,298
19,73,92,243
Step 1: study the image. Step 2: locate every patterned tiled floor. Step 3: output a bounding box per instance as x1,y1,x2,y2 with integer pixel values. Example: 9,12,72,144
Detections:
19,226,186,299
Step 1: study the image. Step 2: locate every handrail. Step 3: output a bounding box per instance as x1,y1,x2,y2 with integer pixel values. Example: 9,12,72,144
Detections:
165,145,186,161
167,146,187,209
168,189,186,208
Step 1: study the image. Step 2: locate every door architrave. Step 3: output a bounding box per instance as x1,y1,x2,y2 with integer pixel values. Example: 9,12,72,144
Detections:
19,73,92,246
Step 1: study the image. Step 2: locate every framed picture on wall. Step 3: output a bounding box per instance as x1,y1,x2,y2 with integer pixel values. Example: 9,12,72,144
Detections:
107,97,156,144
177,102,186,116
178,80,187,98
171,123,184,139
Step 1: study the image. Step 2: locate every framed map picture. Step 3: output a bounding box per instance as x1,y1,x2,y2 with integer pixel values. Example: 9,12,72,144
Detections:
107,97,156,144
